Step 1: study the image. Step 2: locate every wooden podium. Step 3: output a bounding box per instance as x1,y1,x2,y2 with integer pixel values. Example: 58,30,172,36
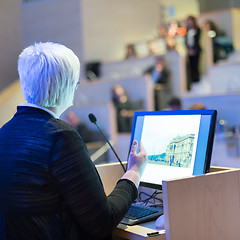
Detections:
96,163,240,240
163,167,240,240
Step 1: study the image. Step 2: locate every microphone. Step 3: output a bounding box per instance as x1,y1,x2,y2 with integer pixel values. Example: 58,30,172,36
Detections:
88,113,126,172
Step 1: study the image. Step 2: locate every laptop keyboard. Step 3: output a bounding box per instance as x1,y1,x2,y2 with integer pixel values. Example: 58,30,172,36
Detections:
120,203,163,225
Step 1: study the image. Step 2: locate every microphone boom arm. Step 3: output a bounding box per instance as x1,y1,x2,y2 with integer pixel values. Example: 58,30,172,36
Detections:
95,122,126,172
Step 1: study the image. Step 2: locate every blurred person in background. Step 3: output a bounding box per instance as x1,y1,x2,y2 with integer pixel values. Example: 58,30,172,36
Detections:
148,41,158,56
204,20,233,63
158,24,168,39
167,97,182,110
66,111,94,143
185,16,201,89
112,84,136,132
144,56,169,86
188,102,206,110
125,44,137,59
144,56,170,110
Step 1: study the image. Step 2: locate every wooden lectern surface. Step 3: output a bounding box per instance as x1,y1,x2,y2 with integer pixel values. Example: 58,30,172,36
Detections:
163,169,240,240
97,163,240,240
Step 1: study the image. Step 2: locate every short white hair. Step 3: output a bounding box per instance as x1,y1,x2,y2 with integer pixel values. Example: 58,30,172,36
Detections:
18,42,80,107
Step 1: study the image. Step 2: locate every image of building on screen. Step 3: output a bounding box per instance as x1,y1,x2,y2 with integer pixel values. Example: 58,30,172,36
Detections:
148,134,195,168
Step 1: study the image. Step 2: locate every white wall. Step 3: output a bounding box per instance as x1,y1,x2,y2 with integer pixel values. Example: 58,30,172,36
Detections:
82,0,160,62
160,0,199,22
21,0,85,78
0,0,22,91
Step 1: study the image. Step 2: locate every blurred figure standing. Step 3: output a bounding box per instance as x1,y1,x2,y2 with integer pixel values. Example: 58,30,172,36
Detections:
144,56,170,110
185,16,201,89
144,56,169,86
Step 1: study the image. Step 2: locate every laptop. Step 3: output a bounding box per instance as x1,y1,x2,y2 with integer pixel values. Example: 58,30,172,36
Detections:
121,109,217,225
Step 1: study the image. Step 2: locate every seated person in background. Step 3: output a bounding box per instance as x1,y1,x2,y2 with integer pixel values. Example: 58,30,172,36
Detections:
167,20,179,39
66,111,94,143
167,96,182,110
188,102,206,110
125,44,137,59
148,41,158,56
0,42,147,240
112,84,138,133
158,24,168,39
165,20,179,51
166,36,177,51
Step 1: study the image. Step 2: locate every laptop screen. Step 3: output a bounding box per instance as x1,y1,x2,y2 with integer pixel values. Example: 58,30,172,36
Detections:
129,110,217,189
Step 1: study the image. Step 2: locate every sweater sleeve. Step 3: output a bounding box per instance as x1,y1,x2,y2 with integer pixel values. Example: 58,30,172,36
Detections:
50,125,137,238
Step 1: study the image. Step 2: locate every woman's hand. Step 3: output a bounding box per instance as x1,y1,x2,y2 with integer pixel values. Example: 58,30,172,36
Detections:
121,140,147,188
127,140,147,176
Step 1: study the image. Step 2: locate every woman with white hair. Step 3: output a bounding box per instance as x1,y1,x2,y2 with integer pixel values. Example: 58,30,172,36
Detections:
0,42,147,240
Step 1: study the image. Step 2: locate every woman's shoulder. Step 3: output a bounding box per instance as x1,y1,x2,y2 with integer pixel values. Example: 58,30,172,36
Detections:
47,118,78,135
47,118,84,143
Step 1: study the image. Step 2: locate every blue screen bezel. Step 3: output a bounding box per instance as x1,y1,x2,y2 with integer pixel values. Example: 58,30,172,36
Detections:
128,110,217,189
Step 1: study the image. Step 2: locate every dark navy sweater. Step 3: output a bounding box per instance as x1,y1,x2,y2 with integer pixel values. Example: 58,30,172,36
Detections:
0,106,137,240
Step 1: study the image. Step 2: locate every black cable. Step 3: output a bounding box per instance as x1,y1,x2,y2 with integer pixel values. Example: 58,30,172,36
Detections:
138,190,163,207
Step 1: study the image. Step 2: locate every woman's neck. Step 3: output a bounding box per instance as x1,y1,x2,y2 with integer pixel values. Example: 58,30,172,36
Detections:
45,106,67,118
